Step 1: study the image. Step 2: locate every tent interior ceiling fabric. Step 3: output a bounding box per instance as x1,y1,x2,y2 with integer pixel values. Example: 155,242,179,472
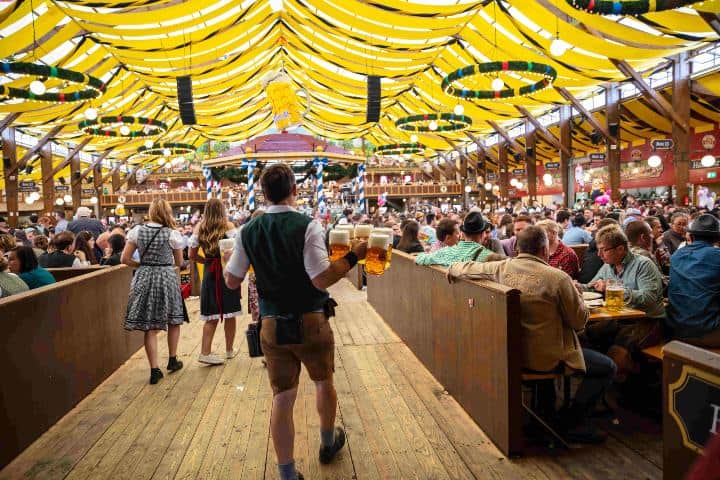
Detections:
0,0,719,176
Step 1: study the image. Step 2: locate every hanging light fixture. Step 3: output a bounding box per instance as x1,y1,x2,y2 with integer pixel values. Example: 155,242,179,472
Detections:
492,185,500,193
701,154,716,168
119,125,130,136
647,154,662,168
491,77,504,92
428,120,438,131
63,194,72,203
29,80,46,96
543,173,553,185
30,191,40,200
55,198,64,206
464,185,472,193
25,196,35,205
485,182,492,191
453,104,465,116
410,134,418,143
550,38,569,57
158,157,166,165
84,107,98,120
144,139,154,149
163,148,171,156
516,181,524,190
90,196,98,204
270,0,283,12
510,178,518,187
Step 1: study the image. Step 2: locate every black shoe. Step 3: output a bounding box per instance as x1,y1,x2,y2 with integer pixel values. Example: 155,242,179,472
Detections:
167,357,183,373
319,427,346,464
150,368,164,385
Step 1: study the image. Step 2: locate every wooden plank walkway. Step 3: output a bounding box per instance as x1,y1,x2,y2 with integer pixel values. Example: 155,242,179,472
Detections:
0,279,661,480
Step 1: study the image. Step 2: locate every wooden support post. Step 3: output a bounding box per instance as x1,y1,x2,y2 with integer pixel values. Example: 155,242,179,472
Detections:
673,52,692,205
94,161,103,214
2,127,18,227
70,150,81,212
499,142,509,202
9,125,62,176
559,105,573,208
487,120,525,158
525,119,537,204
554,88,613,142
40,143,54,216
45,137,91,181
606,83,622,203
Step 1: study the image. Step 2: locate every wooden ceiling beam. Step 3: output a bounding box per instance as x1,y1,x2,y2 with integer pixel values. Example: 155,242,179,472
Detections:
486,120,525,156
699,11,720,36
552,88,613,142
443,137,479,171
46,137,92,180
0,112,21,133
514,105,573,157
98,159,125,186
10,125,63,175
465,131,498,165
74,148,115,185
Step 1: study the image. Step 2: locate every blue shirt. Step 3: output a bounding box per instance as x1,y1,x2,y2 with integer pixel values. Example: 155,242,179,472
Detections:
19,267,56,290
666,241,720,338
562,226,592,246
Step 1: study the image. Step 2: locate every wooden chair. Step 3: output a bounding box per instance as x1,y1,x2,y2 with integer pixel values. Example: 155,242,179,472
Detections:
521,372,572,449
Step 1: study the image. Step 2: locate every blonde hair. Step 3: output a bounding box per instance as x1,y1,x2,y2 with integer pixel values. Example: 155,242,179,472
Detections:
0,233,16,253
148,198,176,229
536,219,560,234
595,224,627,248
196,199,230,257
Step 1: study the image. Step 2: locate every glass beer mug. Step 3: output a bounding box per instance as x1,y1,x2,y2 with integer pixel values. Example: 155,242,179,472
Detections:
336,224,355,240
329,229,351,261
373,227,394,264
219,238,234,269
354,224,373,241
366,233,390,276
605,279,625,311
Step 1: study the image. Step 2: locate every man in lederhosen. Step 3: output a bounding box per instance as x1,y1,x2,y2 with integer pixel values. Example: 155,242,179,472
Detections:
225,163,367,480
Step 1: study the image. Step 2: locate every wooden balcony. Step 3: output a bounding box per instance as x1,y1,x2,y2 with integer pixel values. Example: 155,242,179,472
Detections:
101,190,224,206
365,183,462,197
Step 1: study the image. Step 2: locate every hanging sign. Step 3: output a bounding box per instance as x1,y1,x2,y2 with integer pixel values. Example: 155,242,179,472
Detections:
668,365,720,454
487,172,497,181
82,188,95,196
54,185,70,192
544,162,560,171
651,139,674,150
691,159,720,169
512,168,526,175
589,153,606,161
18,181,37,192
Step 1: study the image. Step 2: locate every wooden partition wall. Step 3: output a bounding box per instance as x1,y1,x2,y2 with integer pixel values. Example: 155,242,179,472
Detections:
663,341,720,479
367,250,524,455
344,264,363,290
46,265,107,282
0,265,139,468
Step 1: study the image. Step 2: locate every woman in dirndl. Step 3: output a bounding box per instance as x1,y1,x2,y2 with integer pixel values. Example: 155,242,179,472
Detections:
188,199,242,365
123,198,188,384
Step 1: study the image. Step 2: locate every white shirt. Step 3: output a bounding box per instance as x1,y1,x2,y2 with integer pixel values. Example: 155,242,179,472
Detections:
225,205,330,282
127,222,186,250
187,229,237,248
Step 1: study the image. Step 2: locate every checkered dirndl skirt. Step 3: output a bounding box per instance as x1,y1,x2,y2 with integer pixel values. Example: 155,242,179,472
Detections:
124,265,189,331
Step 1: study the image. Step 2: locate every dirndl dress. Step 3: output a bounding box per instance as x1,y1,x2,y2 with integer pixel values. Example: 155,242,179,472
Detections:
124,224,189,331
188,233,242,321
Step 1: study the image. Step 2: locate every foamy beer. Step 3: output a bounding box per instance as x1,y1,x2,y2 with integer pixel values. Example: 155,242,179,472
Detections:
355,224,373,241
366,233,390,275
373,228,394,263
329,229,351,261
219,239,234,269
336,224,355,239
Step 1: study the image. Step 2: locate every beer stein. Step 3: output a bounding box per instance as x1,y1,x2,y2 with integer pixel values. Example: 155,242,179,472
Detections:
219,238,234,269
354,224,373,241
366,233,390,276
336,224,355,239
373,227,394,264
605,279,625,311
329,229,351,261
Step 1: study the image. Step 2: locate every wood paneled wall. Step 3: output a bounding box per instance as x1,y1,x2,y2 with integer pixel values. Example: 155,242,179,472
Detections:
366,251,523,455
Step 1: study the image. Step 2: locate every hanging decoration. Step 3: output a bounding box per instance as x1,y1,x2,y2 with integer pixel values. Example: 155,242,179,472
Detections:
0,62,106,103
441,62,557,100
357,163,366,213
240,154,258,210
375,143,428,156
395,113,472,132
79,116,167,138
136,142,196,156
262,70,309,131
565,0,698,15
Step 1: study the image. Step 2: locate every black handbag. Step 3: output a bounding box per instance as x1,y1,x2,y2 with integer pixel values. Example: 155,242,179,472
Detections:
246,320,263,357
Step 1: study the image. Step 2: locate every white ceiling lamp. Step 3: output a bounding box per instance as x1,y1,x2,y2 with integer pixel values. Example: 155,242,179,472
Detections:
63,194,72,204
270,0,283,12
55,198,64,206
453,104,465,116
29,80,46,96
492,185,500,193
510,178,518,187
550,38,569,57
25,196,35,205
410,134,418,143
30,191,40,200
163,148,171,156
484,182,492,191
84,107,98,120
158,157,166,165
543,173,553,185
464,185,472,193
119,125,130,136
701,154,716,168
647,154,662,168
90,196,98,204
516,181,524,190
428,120,438,131
491,77,504,92
144,139,154,149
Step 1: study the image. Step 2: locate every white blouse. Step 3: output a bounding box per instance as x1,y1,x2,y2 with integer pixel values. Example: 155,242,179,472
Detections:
127,222,186,250
187,228,237,249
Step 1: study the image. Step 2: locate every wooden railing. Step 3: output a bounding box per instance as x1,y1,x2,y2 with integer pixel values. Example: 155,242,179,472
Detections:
365,183,462,197
102,190,225,205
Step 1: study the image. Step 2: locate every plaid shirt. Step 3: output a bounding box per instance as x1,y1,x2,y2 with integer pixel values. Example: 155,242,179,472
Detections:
415,240,490,267
548,241,580,279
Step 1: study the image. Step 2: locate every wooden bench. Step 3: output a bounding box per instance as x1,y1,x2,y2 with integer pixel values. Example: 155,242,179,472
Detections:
642,343,720,361
46,265,107,282
367,250,524,455
0,265,139,469
569,243,589,271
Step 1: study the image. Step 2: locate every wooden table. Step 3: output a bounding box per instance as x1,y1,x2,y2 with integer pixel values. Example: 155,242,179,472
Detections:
588,306,647,322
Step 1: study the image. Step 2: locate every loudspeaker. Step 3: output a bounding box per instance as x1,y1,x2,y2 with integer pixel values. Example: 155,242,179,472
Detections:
590,130,603,145
513,152,522,162
366,75,381,123
25,164,33,174
2,157,9,170
86,176,93,184
59,176,66,184
609,123,619,137
176,76,197,125
525,147,534,158
73,171,81,180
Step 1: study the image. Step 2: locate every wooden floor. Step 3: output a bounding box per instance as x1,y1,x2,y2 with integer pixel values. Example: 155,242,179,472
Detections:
1,280,661,480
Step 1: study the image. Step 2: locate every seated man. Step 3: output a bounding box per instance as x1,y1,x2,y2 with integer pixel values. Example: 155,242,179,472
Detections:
666,214,720,347
448,226,616,443
583,225,665,379
563,213,593,246
429,218,460,252
500,215,532,257
625,220,660,269
415,212,492,266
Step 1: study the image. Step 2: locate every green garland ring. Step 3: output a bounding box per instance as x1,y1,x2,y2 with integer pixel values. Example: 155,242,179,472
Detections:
136,142,196,156
441,61,557,100
79,115,168,138
376,143,427,156
0,62,105,103
395,113,472,132
565,0,696,15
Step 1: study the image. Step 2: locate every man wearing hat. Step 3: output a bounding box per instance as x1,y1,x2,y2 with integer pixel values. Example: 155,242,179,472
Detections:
415,212,493,266
666,214,720,347
67,206,104,239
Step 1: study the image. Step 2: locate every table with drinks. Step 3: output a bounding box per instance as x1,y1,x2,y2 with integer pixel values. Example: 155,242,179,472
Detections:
584,279,646,322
